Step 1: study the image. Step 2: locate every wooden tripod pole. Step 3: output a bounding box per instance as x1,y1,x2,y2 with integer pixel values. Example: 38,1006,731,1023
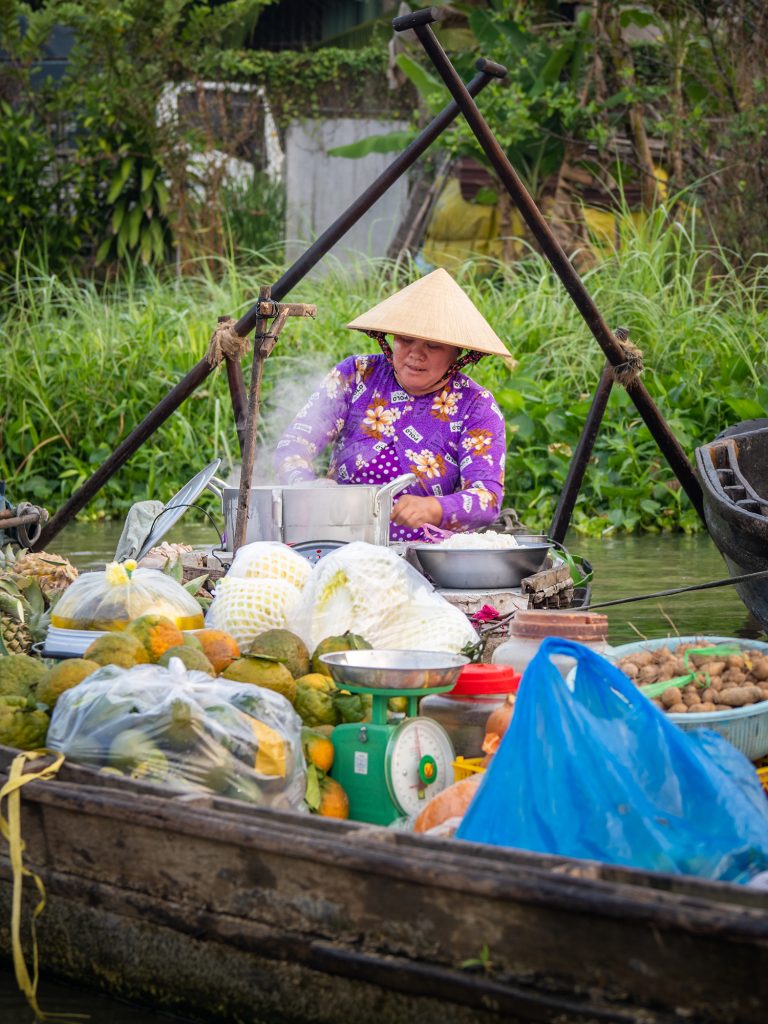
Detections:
232,292,316,553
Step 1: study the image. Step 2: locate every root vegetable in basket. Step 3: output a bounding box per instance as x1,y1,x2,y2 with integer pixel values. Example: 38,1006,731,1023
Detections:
617,645,768,713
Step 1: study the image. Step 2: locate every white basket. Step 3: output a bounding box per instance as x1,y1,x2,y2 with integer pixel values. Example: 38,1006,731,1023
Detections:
43,626,108,659
609,635,768,761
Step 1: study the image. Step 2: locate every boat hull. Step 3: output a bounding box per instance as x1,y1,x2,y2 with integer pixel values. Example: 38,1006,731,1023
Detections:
2,748,768,1024
695,421,768,629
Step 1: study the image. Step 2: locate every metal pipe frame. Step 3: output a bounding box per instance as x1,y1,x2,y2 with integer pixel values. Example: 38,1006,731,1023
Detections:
548,362,614,544
396,9,705,525
33,59,507,551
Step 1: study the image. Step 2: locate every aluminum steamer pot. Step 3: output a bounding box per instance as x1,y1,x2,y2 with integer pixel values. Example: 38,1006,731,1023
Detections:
208,473,416,550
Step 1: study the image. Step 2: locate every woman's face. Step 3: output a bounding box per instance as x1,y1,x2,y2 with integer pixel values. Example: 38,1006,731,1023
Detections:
391,335,456,396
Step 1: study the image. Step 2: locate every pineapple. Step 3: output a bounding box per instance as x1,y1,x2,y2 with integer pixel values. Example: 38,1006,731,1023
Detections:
0,577,50,656
0,545,75,656
0,545,78,600
0,591,33,655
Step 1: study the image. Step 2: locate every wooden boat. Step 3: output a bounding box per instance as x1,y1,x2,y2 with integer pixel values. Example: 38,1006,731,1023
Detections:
2,743,767,1024
695,419,768,630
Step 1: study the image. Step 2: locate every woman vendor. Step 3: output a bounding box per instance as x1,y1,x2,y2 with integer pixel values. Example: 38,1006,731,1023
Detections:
274,268,514,542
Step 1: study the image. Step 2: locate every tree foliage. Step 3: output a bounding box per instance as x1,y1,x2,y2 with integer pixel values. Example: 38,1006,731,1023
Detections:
0,0,276,271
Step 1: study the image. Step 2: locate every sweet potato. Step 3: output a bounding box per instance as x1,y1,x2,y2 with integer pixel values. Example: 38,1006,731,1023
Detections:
703,660,726,678
659,661,680,682
661,687,683,708
668,703,688,714
698,702,717,713
632,651,655,668
717,686,764,708
637,664,659,686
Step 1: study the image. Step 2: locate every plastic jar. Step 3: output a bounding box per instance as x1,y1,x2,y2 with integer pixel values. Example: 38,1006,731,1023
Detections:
492,610,611,679
420,663,521,759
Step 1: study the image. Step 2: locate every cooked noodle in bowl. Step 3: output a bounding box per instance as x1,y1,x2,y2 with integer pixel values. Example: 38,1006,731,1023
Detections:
432,532,522,550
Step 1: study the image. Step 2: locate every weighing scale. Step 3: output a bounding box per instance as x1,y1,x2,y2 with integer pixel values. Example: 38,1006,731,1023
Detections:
330,682,457,826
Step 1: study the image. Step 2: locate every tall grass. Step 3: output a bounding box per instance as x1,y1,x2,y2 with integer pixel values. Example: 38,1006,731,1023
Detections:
1,209,766,534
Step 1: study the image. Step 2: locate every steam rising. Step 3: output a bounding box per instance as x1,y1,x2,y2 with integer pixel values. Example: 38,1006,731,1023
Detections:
224,355,337,487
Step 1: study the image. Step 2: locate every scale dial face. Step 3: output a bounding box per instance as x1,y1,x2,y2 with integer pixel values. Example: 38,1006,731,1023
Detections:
385,717,455,818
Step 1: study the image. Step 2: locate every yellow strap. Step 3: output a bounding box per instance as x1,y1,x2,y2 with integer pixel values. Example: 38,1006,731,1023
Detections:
0,750,87,1023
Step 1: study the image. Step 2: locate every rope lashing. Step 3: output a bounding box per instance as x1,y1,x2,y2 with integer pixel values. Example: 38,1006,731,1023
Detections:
206,316,251,368
0,750,85,1022
610,326,644,387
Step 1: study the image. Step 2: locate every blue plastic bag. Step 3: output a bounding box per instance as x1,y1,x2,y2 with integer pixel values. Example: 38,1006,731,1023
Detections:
457,637,768,882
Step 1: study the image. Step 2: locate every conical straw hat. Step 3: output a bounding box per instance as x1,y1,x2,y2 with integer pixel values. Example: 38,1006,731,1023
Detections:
346,268,511,357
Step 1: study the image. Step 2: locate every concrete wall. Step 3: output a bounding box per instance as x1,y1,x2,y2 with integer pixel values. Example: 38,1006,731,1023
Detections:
284,118,409,269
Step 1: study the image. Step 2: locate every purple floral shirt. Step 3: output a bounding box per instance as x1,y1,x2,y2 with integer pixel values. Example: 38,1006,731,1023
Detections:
274,354,507,541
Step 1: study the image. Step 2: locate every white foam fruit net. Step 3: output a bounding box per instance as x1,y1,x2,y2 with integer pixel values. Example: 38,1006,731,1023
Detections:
205,576,303,650
296,541,477,653
227,541,311,591
375,601,477,653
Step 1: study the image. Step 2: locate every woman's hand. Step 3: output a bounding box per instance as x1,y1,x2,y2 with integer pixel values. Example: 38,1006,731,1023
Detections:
391,494,443,529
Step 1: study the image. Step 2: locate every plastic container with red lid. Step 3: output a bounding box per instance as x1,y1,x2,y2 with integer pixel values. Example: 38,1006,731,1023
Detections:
420,663,521,759
452,663,522,695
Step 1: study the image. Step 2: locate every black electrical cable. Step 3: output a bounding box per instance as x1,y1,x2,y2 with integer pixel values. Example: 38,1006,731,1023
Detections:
147,503,225,552
586,567,768,610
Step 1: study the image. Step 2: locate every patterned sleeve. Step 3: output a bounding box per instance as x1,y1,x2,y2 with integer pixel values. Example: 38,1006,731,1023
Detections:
438,389,507,532
274,357,356,483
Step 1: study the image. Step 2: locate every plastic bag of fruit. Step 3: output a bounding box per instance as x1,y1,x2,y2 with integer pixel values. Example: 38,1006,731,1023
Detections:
52,561,204,632
46,659,306,811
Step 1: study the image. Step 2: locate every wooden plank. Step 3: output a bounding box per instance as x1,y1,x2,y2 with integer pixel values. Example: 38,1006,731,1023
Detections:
2,761,767,1022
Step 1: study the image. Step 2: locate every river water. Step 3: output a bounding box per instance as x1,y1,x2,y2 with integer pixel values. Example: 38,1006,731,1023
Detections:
1,525,764,1021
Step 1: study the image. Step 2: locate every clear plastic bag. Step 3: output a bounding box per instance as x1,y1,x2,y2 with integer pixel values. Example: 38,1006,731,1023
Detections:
51,565,204,631
46,659,307,811
295,541,478,653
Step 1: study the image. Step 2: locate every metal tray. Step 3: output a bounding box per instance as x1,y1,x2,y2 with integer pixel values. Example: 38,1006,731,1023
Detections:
319,649,468,691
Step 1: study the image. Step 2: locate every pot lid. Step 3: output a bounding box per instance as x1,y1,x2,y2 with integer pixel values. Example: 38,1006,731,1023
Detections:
136,458,221,561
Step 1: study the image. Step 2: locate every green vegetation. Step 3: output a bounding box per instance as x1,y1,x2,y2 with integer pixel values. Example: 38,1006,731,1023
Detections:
2,207,766,535
0,0,277,272
2,1,767,536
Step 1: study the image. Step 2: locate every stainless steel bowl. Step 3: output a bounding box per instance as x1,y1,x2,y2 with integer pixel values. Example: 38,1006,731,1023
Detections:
319,650,469,690
410,536,551,590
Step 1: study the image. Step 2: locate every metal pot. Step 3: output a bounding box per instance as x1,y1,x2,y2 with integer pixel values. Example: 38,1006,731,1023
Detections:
207,474,416,550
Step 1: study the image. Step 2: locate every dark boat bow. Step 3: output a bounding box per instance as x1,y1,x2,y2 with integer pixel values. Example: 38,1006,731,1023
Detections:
695,419,768,629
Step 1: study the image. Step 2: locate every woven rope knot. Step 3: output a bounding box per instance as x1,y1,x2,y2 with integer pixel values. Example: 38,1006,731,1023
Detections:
611,326,644,387
206,317,250,367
